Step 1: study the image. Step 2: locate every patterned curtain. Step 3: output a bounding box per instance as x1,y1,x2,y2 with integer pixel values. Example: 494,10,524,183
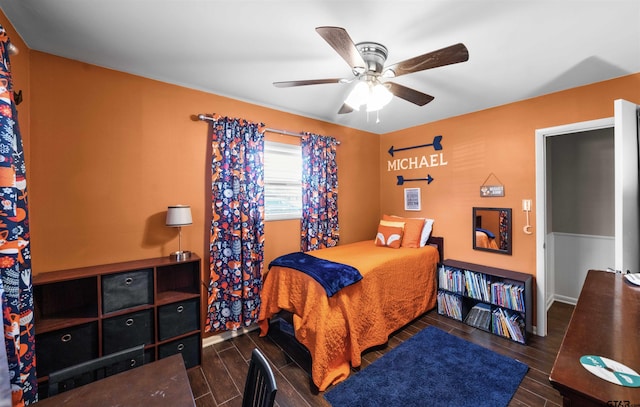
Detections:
206,116,265,332
0,27,36,405
300,133,339,252
499,210,509,251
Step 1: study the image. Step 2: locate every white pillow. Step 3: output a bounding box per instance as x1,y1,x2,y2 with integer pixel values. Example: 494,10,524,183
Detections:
420,219,435,247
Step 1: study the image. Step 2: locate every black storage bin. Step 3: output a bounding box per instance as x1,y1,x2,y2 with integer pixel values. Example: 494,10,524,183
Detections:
158,334,200,369
36,322,98,377
102,268,153,314
102,309,154,354
157,299,199,341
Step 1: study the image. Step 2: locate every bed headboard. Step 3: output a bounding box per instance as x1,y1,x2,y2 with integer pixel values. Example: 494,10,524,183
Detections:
426,235,444,264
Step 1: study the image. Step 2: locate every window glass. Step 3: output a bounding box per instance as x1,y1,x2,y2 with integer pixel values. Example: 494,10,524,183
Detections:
264,141,302,220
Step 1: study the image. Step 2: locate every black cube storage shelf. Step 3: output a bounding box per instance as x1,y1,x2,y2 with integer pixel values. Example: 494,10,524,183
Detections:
33,255,202,398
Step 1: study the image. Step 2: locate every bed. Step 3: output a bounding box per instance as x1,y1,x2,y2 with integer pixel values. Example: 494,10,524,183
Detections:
258,231,443,391
475,229,499,249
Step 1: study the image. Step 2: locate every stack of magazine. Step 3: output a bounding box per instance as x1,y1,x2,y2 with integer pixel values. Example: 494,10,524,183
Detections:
463,303,492,330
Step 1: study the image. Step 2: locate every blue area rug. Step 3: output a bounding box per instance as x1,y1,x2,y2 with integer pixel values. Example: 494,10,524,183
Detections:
324,326,528,407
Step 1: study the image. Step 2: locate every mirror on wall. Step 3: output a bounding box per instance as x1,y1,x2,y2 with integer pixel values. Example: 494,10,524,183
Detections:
473,207,512,255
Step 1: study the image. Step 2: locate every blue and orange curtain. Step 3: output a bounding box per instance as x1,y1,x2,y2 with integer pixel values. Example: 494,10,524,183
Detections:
0,26,36,405
205,116,265,332
300,133,339,252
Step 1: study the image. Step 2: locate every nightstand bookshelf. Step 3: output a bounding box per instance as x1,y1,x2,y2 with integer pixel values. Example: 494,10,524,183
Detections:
437,259,532,344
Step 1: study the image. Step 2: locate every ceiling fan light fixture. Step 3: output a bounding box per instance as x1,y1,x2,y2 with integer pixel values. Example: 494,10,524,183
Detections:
366,83,393,112
382,69,395,78
345,80,393,112
344,81,370,110
352,66,366,76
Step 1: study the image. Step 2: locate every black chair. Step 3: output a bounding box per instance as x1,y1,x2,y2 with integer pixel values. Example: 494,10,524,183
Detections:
47,344,145,397
242,348,278,407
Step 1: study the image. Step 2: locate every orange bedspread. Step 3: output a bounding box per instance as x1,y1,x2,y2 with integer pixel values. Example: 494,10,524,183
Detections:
475,230,499,249
258,240,439,390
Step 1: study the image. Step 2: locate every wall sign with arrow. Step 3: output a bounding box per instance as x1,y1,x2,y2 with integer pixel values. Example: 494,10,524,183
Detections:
388,135,442,157
387,135,447,186
397,174,434,186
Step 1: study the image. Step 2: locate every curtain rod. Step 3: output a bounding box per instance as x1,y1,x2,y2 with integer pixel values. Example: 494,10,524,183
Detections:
196,113,339,143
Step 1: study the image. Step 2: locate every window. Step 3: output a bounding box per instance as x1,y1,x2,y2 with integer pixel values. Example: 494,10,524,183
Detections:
264,141,302,220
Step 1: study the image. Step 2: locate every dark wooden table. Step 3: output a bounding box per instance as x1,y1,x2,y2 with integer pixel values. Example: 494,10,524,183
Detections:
550,270,640,406
36,354,196,406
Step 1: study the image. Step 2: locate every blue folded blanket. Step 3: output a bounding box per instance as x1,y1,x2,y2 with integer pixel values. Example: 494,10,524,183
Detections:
269,252,363,297
476,228,495,239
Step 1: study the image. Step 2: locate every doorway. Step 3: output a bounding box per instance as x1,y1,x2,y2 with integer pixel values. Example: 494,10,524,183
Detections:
544,125,614,293
535,117,614,336
535,100,640,336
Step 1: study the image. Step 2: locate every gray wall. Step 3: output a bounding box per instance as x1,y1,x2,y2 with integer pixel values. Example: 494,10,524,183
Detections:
547,128,614,236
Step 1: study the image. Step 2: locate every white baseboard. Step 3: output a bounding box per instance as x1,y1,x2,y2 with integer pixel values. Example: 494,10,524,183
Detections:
552,294,577,306
202,325,260,348
546,294,555,312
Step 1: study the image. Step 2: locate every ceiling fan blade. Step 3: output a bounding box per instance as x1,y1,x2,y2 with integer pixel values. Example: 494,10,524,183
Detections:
273,78,343,88
316,26,367,71
387,82,435,106
337,104,354,114
384,43,469,78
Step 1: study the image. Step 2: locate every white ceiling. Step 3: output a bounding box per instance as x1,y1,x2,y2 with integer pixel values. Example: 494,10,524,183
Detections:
1,0,639,134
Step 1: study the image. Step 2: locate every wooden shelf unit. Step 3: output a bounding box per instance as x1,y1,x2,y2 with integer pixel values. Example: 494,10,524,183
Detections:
437,259,532,344
34,255,203,398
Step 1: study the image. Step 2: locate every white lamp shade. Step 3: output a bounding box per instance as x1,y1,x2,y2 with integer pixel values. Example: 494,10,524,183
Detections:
166,205,192,226
344,81,370,110
366,83,393,112
345,80,393,112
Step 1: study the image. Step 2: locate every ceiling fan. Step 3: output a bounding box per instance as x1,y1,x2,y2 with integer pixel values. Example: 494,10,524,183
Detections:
273,26,469,114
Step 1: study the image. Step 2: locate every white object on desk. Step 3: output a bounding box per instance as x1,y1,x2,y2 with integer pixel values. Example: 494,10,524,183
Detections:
624,273,640,286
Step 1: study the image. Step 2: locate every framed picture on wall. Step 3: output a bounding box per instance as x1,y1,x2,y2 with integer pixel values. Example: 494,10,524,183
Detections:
404,188,421,211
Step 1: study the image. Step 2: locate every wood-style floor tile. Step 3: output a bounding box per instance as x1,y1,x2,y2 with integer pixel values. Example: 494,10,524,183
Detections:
190,302,571,406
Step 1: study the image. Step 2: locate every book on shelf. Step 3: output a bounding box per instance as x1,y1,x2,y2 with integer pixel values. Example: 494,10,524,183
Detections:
438,265,465,294
490,281,525,312
491,307,525,343
437,291,462,321
464,269,490,301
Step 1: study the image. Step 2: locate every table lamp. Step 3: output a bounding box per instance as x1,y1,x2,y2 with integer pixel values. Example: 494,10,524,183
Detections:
166,205,192,261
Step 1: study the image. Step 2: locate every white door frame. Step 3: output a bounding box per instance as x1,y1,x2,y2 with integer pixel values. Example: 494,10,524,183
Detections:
613,99,640,275
534,117,613,337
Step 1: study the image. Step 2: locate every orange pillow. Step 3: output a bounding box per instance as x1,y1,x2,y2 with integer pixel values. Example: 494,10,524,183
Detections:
375,222,404,248
379,219,405,229
383,215,425,248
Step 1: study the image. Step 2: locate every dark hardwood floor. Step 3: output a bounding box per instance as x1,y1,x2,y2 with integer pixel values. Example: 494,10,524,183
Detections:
188,301,573,407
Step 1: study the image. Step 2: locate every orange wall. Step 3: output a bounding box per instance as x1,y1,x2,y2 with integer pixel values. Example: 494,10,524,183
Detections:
10,6,640,321
27,52,380,273
380,73,640,280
